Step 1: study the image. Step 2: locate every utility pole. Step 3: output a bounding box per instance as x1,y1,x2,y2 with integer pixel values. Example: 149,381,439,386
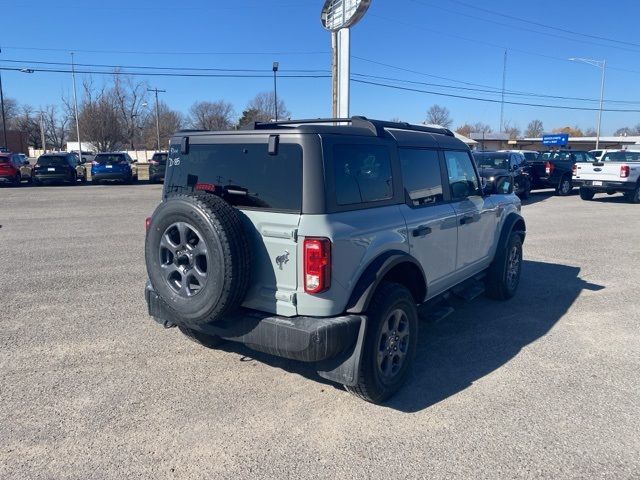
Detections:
147,87,166,151
272,62,279,121
500,50,507,133
0,47,7,150
71,52,82,163
39,111,46,154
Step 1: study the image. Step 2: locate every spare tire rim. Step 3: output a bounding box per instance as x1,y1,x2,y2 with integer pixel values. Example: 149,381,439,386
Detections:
377,309,410,381
506,244,521,291
159,222,209,297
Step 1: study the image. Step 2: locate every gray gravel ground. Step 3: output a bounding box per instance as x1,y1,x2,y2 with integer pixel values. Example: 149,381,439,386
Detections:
0,184,638,479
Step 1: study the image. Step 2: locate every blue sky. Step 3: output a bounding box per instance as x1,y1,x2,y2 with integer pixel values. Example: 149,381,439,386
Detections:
2,0,640,135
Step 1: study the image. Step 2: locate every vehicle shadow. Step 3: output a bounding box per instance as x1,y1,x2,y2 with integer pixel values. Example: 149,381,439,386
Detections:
195,260,604,409
590,194,630,203
386,260,603,412
520,189,556,206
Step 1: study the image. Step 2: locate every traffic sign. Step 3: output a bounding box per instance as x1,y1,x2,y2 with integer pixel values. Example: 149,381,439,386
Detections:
542,134,569,146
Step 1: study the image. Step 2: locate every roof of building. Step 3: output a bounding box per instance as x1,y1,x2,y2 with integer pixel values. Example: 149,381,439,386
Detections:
521,136,640,144
469,132,511,141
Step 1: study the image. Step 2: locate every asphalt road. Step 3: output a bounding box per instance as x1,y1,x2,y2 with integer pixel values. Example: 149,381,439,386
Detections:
1,184,638,479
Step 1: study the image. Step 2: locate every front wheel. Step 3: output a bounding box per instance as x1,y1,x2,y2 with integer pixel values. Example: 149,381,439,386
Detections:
486,232,523,300
556,176,572,196
579,187,595,201
346,282,418,404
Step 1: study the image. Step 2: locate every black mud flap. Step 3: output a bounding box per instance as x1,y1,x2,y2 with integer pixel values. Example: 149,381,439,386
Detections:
315,316,368,387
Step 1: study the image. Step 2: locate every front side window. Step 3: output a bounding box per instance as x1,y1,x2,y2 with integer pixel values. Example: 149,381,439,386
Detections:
398,148,443,206
333,144,393,205
445,150,480,199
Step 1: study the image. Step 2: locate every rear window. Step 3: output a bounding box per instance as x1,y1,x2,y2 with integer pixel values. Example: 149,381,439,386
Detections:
523,152,538,162
473,153,509,170
95,154,127,165
152,154,168,164
333,144,393,205
37,155,68,166
399,149,443,206
165,142,303,212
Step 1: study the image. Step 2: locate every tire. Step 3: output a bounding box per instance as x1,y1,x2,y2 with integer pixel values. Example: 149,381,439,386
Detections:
12,174,21,187
486,232,523,300
556,176,572,196
518,179,531,200
178,326,224,348
145,193,251,326
579,187,595,201
624,184,640,203
346,282,418,404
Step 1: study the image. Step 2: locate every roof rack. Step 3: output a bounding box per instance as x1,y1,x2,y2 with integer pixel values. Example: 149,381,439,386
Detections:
253,116,455,138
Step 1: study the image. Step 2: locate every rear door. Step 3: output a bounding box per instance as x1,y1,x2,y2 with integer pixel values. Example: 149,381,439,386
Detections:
444,150,498,275
397,148,458,297
166,138,302,317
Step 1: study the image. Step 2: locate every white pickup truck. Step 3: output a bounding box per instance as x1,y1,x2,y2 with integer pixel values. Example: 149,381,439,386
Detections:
573,150,640,203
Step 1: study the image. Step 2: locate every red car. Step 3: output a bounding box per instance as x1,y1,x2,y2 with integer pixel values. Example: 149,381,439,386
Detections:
0,153,25,186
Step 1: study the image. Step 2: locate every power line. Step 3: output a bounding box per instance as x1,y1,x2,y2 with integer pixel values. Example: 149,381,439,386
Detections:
0,46,329,56
351,78,640,113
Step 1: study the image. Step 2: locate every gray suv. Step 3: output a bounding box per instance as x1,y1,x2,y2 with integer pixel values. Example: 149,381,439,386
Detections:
144,117,525,403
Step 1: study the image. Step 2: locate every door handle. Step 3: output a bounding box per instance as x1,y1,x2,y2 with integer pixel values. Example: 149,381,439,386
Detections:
412,225,432,237
460,215,475,225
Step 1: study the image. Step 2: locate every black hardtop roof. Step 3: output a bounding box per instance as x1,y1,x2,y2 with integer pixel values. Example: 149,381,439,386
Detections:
173,116,469,150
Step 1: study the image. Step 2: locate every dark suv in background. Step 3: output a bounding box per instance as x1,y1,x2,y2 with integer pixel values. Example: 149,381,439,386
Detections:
148,152,168,183
32,153,84,185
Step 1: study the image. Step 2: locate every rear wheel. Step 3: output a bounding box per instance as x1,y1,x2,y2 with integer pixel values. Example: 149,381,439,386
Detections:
13,174,21,186
579,187,595,200
486,232,523,300
178,326,224,348
624,184,640,203
346,282,418,404
556,176,572,196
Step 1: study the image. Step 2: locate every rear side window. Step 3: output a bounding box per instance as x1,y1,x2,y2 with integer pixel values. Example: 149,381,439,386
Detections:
333,144,393,205
444,150,480,199
165,142,303,212
398,149,443,206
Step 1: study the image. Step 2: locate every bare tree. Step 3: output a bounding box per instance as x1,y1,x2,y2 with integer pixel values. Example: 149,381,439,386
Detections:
472,122,493,134
247,92,290,123
583,127,598,137
2,97,20,130
455,123,474,137
189,100,235,131
503,121,521,140
12,105,41,148
142,101,183,149
524,119,544,137
42,105,69,150
425,104,452,128
112,74,149,149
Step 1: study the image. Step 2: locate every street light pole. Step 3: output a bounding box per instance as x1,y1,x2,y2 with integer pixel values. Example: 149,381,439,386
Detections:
272,62,279,121
0,47,7,150
569,57,606,149
147,88,166,151
71,52,82,163
38,111,46,154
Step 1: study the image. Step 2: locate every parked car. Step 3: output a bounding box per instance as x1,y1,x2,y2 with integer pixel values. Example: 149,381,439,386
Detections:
528,150,596,196
0,152,28,186
148,152,168,183
32,152,84,185
91,152,138,184
474,151,532,199
144,117,526,403
71,150,96,164
574,149,640,203
17,154,34,182
499,149,539,163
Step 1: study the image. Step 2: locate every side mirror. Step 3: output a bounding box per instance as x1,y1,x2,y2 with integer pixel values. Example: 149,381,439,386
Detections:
494,175,514,195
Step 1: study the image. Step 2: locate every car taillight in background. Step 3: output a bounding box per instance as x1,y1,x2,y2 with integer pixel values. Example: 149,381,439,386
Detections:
303,238,331,294
545,161,554,176
620,165,630,178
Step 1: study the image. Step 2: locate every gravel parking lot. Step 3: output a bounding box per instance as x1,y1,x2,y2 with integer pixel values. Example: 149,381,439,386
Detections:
1,184,638,479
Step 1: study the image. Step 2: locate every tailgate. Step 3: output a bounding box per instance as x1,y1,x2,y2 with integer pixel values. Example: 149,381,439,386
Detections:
239,210,300,317
574,162,626,182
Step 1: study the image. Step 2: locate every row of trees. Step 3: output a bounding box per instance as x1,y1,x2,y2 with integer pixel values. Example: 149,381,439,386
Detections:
423,104,635,139
1,73,290,151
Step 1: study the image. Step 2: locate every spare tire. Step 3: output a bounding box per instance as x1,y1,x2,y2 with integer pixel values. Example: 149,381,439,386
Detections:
145,193,251,326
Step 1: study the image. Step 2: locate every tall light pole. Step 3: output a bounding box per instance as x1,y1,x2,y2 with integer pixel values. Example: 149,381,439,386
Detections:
71,52,82,162
569,57,606,149
0,47,7,150
272,62,279,121
38,110,46,154
147,87,165,151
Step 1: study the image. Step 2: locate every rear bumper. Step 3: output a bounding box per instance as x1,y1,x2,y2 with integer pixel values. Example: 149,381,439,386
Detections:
573,179,636,191
33,173,74,182
145,282,367,385
92,172,131,181
0,175,17,183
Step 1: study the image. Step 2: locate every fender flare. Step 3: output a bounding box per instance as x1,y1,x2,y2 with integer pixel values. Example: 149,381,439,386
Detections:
345,250,427,314
497,212,526,253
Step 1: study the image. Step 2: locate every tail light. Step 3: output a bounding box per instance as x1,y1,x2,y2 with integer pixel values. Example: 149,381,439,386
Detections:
149,160,158,165
620,165,630,178
545,161,554,176
145,217,152,231
303,238,331,294
572,163,577,175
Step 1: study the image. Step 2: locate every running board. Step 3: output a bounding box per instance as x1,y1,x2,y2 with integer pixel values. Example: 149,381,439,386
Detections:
451,276,486,302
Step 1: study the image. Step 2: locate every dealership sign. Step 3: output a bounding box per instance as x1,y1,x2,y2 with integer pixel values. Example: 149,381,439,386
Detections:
542,134,569,146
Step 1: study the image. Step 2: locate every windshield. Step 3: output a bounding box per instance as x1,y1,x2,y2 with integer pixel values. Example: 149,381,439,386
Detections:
474,154,509,170
95,154,127,165
602,151,640,162
37,155,68,167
